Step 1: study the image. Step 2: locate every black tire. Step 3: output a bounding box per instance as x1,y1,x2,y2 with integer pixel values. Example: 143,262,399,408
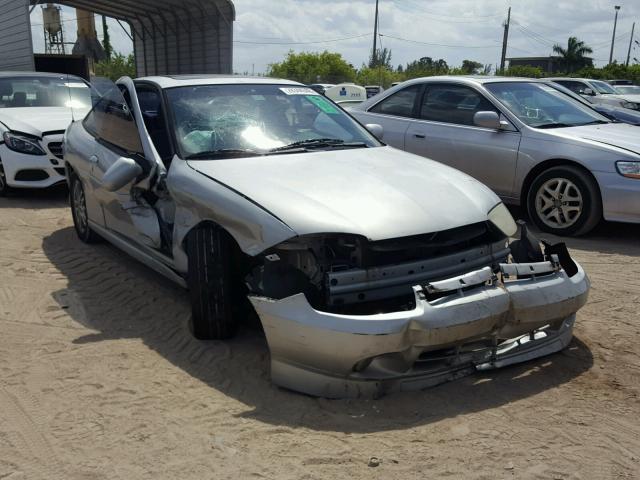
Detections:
0,161,9,196
186,225,237,340
527,165,602,236
69,171,101,243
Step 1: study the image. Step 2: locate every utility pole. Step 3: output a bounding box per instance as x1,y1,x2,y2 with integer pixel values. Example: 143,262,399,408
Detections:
499,7,511,74
372,0,379,66
626,22,635,66
609,5,621,64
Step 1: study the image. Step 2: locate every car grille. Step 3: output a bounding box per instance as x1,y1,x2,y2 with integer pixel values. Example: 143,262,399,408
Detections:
15,169,49,181
47,142,64,160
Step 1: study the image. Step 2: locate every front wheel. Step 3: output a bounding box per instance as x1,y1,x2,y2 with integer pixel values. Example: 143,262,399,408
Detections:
0,161,9,196
527,166,602,236
69,172,101,243
186,225,237,340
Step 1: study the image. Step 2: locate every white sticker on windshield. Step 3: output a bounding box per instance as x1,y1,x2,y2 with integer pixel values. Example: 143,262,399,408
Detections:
279,87,319,96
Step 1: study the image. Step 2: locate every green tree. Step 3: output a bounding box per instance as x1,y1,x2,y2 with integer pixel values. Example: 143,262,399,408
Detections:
101,16,113,60
94,53,136,81
552,37,594,73
268,51,356,84
356,66,402,88
403,57,449,78
460,59,484,74
369,47,392,69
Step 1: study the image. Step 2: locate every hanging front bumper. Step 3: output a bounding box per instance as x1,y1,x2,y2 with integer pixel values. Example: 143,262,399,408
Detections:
249,257,589,398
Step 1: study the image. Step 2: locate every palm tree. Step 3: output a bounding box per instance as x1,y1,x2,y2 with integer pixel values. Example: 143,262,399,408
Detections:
553,37,594,73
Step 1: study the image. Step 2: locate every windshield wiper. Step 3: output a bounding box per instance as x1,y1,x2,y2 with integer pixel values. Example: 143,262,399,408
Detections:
533,122,573,129
579,120,609,126
268,138,368,153
185,149,264,160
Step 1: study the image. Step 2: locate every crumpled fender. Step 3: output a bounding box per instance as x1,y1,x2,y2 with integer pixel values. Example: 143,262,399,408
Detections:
166,157,297,273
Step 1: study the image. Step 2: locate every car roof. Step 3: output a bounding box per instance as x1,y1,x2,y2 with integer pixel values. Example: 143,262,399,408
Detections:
547,78,606,83
393,75,548,87
136,75,303,89
0,71,85,81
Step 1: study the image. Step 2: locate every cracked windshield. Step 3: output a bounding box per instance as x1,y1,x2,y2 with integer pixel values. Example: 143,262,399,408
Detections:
165,84,378,159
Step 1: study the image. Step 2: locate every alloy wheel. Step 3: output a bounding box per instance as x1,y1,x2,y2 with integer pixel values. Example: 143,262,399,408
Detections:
534,177,583,229
72,179,89,234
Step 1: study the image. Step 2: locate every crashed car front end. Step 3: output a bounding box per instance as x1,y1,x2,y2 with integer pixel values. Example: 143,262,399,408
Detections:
246,219,589,398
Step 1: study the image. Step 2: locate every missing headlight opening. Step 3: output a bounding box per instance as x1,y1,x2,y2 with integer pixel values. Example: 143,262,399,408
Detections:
246,221,523,314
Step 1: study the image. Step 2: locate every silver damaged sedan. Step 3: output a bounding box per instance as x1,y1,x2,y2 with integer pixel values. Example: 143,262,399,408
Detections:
63,76,590,398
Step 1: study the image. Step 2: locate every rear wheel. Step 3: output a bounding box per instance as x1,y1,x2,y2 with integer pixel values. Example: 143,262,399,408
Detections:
186,225,237,340
527,165,601,236
69,172,101,243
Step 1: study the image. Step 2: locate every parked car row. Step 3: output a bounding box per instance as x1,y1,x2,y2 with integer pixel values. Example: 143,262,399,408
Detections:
551,77,640,112
351,76,640,236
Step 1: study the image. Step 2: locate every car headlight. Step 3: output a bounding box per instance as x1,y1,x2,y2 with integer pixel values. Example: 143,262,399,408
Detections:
2,131,46,156
488,202,518,237
621,101,640,111
616,161,640,179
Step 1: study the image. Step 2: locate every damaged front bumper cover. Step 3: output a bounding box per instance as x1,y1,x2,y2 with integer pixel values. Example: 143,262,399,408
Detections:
249,257,589,398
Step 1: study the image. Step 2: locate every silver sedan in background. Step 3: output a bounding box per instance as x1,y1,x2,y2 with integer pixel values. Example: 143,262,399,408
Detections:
351,76,640,236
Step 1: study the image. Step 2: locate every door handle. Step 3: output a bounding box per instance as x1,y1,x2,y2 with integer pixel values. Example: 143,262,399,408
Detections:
89,155,99,164
413,133,426,139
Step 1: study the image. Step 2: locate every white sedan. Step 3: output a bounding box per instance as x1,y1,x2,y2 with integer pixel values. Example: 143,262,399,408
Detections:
0,72,92,195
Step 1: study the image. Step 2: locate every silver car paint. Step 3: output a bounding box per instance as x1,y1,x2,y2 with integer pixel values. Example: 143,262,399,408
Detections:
251,260,589,398
167,157,297,272
185,146,501,242
351,76,640,223
64,76,591,397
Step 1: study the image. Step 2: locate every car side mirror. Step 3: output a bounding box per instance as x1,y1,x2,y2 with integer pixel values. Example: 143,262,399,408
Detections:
102,157,143,192
366,123,384,140
473,111,503,129
582,88,595,96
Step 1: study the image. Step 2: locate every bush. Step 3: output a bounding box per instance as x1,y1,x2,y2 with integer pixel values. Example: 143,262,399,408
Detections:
504,65,545,78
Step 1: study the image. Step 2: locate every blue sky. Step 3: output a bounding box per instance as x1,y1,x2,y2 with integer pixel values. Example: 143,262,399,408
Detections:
30,0,640,74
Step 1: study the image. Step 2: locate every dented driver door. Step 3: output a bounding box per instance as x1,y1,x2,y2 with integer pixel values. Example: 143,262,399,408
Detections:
82,79,164,251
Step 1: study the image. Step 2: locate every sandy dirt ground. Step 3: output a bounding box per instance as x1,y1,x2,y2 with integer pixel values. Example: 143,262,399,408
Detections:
1,188,639,480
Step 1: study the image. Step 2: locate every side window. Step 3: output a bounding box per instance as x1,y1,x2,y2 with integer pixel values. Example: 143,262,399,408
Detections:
420,84,497,126
83,86,144,155
136,86,173,165
369,85,421,118
556,81,586,95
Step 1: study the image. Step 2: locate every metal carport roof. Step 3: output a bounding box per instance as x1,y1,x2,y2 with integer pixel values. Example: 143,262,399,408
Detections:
0,0,235,76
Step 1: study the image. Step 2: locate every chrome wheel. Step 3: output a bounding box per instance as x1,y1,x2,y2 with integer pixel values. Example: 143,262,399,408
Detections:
535,177,583,229
72,178,88,233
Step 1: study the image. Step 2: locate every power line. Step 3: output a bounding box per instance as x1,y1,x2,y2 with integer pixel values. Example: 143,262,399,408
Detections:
512,21,561,46
379,33,500,49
